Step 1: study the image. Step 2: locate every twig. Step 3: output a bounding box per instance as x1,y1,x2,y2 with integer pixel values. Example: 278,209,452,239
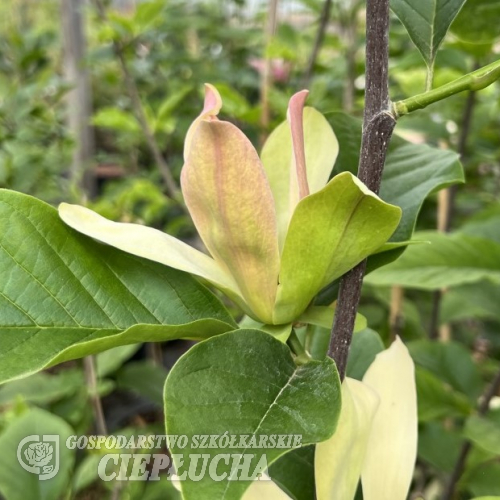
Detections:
287,329,312,365
429,291,442,340
83,355,108,436
446,74,478,232
146,342,163,366
303,0,333,87
328,0,396,380
389,285,404,341
393,59,500,117
342,17,357,113
92,0,179,200
442,366,500,500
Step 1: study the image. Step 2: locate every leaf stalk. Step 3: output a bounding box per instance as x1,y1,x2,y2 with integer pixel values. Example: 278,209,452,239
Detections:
394,59,500,117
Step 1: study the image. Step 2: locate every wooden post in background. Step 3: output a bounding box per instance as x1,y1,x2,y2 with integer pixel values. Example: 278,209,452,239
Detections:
61,0,96,198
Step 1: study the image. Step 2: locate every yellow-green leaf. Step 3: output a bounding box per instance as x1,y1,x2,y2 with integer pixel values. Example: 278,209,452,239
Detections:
273,172,401,324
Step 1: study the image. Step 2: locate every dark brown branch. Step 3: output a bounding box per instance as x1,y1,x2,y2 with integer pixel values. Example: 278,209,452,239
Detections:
442,366,500,500
93,0,179,199
303,0,333,87
328,0,396,380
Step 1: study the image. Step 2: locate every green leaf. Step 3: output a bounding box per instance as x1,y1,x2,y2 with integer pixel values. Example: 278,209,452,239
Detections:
96,344,141,378
298,306,367,332
379,145,463,242
72,454,102,494
346,329,384,380
441,281,500,324
0,190,236,384
451,0,500,44
267,446,315,500
0,370,83,406
92,107,140,133
133,0,165,32
365,231,500,290
116,361,168,407
418,422,462,473
462,462,500,497
0,407,75,500
464,413,500,455
164,329,341,500
415,367,472,422
408,339,482,399
157,87,193,122
238,316,293,343
274,172,401,323
327,112,463,274
461,205,500,244
390,0,468,68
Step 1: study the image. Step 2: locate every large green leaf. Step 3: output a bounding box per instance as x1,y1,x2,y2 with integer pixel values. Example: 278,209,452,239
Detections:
463,462,500,497
461,205,500,244
0,407,75,500
267,446,315,500
316,114,463,305
441,281,500,324
451,0,500,44
0,370,83,406
391,0,468,68
379,145,463,242
408,339,482,399
164,329,341,500
465,413,500,456
365,231,500,290
0,189,236,384
418,423,462,473
415,367,472,422
328,112,464,269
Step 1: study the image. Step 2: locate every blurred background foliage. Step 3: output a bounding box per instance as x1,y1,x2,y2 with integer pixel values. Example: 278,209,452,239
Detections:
0,0,500,499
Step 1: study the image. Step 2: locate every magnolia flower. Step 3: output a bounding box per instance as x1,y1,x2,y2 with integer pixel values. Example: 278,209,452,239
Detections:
244,337,418,500
59,85,401,325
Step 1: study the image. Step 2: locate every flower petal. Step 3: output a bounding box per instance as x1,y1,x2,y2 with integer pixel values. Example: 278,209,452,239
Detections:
273,172,401,324
288,90,310,201
58,203,242,303
261,104,339,250
315,378,379,500
361,337,418,500
184,83,222,160
181,120,280,324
